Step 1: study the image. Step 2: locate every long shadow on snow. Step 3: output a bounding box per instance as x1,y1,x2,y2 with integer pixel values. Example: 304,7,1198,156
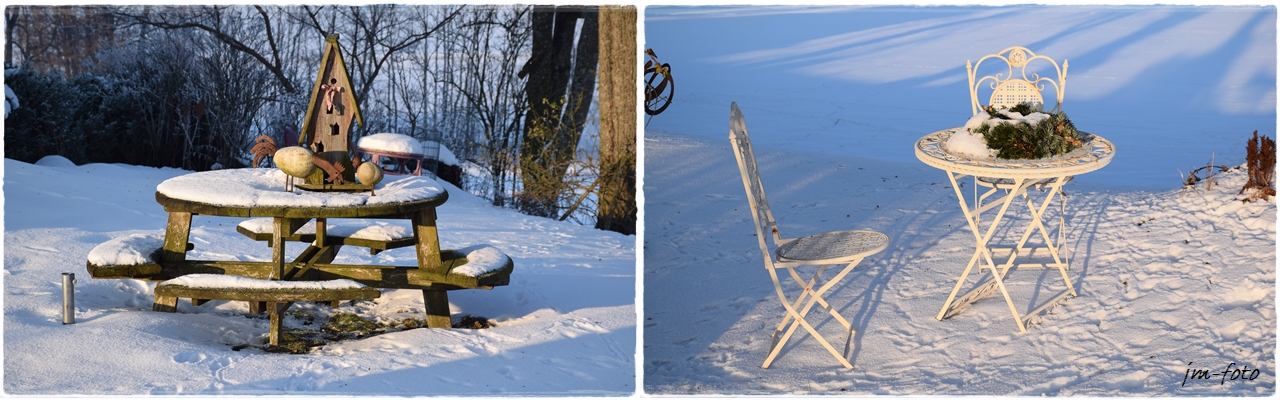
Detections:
208,326,636,396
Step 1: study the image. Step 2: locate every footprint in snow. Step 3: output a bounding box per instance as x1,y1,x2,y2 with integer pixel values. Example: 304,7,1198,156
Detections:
173,351,206,363
500,365,520,380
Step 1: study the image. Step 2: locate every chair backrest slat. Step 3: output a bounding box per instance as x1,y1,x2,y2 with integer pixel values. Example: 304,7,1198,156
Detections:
729,103,783,257
968,46,1067,115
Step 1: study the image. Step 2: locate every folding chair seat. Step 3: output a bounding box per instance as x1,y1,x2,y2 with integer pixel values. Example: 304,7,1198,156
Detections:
728,102,889,369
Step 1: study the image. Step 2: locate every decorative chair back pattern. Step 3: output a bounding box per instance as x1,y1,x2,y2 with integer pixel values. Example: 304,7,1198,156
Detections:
729,103,784,261
968,46,1067,115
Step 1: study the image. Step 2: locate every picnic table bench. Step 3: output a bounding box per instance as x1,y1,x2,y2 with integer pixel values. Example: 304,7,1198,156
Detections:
154,274,381,345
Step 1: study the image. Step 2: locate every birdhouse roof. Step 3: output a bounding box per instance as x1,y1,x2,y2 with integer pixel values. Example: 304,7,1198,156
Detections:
300,34,364,141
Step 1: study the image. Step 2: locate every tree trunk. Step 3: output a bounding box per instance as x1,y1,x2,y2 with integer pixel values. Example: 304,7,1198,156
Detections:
518,6,587,218
554,8,597,173
594,5,636,235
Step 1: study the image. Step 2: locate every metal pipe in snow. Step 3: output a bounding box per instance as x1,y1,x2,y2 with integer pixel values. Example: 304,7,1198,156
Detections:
62,273,75,325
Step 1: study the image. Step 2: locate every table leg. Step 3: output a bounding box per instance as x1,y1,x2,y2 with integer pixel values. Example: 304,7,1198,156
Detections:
413,208,448,326
257,217,309,313
412,208,444,273
1016,177,1075,297
160,212,192,262
939,173,1082,332
937,173,1030,332
422,290,451,328
271,217,287,280
156,212,191,312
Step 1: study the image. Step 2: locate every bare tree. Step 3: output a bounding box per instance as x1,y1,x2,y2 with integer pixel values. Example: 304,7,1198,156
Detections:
112,5,305,94
5,6,117,76
516,6,599,218
294,5,463,131
434,5,531,207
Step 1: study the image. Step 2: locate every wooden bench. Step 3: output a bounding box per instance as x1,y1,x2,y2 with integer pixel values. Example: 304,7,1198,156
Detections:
235,217,414,255
85,232,515,330
154,274,380,346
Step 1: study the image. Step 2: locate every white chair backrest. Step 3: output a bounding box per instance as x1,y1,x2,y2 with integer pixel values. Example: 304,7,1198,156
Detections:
729,103,784,257
968,46,1068,115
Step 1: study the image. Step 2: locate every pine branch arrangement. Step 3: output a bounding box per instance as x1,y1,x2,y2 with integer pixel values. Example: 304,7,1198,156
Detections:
972,104,1084,160
1239,130,1276,202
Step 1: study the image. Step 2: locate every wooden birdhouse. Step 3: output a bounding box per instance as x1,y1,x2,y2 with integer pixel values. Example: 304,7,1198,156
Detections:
299,34,364,185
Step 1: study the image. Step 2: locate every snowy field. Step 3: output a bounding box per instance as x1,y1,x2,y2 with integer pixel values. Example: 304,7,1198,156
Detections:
3,157,635,395
643,5,1276,395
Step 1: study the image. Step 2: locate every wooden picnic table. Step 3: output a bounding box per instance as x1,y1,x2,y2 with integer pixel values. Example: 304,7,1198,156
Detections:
87,168,513,330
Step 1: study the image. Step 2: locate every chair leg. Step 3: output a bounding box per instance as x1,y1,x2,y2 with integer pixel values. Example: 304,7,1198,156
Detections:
770,265,828,336
762,260,862,369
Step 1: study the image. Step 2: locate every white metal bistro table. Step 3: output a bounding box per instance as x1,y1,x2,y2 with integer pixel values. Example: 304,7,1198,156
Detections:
915,127,1115,332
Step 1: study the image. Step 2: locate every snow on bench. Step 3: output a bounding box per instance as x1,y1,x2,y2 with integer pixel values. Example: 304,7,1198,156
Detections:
85,233,167,278
154,274,381,346
235,220,513,278
88,233,164,266
450,245,511,278
237,217,411,241
236,217,414,254
153,273,380,308
85,226,512,289
159,274,368,290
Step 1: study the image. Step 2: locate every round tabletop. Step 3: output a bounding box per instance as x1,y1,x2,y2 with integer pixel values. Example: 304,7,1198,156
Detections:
155,168,448,218
915,128,1115,179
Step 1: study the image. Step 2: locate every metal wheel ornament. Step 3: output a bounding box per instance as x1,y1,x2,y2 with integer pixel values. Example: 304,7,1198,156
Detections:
644,48,675,118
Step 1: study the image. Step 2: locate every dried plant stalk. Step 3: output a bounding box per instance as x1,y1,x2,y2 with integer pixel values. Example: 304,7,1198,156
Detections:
1239,130,1276,202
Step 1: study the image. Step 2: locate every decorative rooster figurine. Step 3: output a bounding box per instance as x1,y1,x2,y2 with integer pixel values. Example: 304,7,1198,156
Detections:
311,155,346,185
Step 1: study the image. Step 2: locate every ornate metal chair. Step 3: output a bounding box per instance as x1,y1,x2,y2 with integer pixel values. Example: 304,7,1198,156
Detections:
967,46,1071,255
728,102,889,369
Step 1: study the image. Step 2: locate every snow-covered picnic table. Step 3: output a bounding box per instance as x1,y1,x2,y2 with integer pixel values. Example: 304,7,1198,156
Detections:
915,128,1115,332
85,168,515,340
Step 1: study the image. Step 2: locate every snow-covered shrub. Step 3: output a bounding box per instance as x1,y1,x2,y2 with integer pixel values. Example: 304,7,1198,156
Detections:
4,68,18,118
3,68,90,163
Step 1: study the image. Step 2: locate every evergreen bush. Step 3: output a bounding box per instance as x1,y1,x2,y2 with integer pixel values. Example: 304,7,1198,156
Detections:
972,104,1083,160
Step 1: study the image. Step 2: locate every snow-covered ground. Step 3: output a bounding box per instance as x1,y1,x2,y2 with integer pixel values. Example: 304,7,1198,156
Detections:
643,5,1276,396
3,157,636,395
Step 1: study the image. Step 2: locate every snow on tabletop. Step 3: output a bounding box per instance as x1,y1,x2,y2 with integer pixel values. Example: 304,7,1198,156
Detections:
87,233,164,266
238,218,412,241
357,133,423,155
158,274,367,290
156,168,444,208
452,244,511,277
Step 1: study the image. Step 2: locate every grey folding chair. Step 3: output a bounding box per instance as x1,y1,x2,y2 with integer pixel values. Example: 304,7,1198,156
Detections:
728,102,889,369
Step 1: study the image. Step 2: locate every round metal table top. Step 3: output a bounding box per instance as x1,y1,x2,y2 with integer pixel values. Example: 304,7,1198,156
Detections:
915,127,1115,179
154,168,448,218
